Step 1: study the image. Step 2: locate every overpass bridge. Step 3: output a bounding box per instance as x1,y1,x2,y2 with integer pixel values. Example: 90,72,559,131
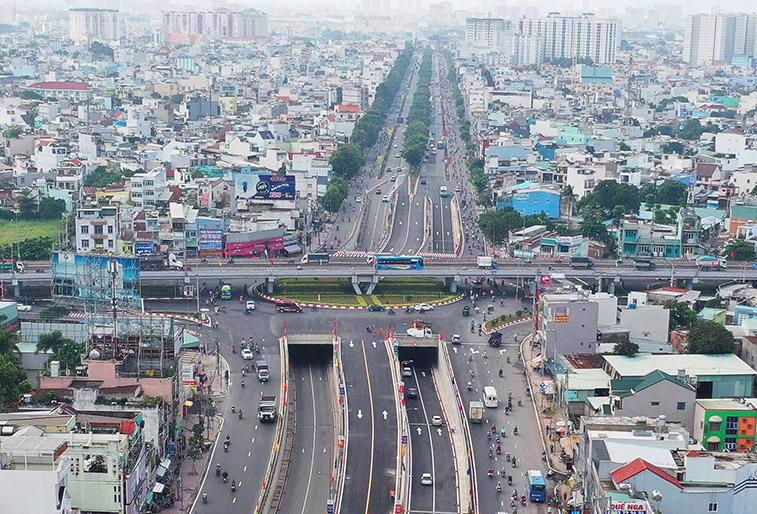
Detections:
3,264,755,296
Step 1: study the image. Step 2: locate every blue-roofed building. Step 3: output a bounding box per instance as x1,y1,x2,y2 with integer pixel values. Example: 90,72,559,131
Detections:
496,182,561,219
579,65,613,85
484,144,531,175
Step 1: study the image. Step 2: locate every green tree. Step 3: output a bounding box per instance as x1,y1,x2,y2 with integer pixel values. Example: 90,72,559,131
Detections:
329,144,365,179
725,239,755,261
479,208,523,244
0,353,31,406
17,193,37,219
84,167,124,188
36,331,71,354
49,340,86,373
688,320,735,354
320,177,349,213
38,197,66,220
664,301,698,330
580,209,610,243
662,141,685,155
186,422,206,474
0,321,19,355
613,340,640,357
579,181,640,216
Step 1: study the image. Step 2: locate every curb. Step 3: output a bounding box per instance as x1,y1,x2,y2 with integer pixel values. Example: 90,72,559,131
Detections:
482,316,532,334
253,285,466,311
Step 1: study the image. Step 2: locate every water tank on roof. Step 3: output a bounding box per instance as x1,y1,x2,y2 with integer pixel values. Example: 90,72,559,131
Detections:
50,360,60,378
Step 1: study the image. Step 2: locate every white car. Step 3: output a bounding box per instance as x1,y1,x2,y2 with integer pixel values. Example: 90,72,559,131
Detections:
431,415,443,426
241,348,254,360
382,195,389,203
245,300,256,311
420,472,433,486
451,334,461,344
16,303,32,312
416,303,434,312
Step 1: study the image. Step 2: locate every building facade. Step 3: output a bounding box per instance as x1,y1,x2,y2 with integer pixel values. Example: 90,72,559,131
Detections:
465,17,509,49
69,8,120,42
76,206,120,254
694,399,757,452
684,13,757,66
162,9,268,41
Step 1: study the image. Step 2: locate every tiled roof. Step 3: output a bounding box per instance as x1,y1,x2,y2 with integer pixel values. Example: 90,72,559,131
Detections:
611,458,683,489
28,81,92,91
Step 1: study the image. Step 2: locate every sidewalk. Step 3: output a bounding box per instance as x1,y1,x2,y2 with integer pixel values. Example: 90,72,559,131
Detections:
162,351,229,514
521,334,575,507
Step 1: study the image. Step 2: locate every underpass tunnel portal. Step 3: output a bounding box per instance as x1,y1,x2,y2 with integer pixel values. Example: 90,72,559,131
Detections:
288,343,333,365
397,346,438,368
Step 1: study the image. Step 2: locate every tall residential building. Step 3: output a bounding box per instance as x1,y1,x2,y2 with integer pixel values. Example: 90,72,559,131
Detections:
684,13,757,66
0,0,16,25
68,8,120,42
518,12,620,65
465,17,509,49
161,9,268,41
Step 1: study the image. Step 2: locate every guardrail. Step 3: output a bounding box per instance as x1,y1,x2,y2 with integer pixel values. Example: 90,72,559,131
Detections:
386,338,411,513
331,336,348,513
439,340,478,513
255,336,290,514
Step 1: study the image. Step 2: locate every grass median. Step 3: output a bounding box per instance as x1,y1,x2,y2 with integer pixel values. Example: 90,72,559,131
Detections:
263,277,457,307
0,219,60,246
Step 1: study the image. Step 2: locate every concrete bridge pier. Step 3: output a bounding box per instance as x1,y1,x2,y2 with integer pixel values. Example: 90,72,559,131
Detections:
266,276,275,294
351,274,380,294
445,276,460,293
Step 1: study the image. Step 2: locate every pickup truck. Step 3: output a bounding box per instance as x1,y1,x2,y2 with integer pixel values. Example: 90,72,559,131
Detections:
256,360,269,382
258,395,277,422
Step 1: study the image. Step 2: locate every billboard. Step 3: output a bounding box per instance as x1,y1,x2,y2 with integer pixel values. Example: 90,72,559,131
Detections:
134,241,156,256
235,173,295,200
51,252,141,308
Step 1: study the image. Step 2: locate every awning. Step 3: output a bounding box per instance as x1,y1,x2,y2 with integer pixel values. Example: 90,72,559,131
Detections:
145,492,154,504
707,435,721,443
283,243,302,255
181,333,200,350
152,482,165,494
708,415,723,423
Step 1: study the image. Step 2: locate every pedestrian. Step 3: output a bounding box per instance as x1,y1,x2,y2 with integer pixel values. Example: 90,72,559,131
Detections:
550,443,554,454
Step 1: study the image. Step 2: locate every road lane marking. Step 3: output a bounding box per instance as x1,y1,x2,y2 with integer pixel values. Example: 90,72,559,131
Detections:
300,364,317,514
361,341,376,514
413,367,437,513
243,465,247,472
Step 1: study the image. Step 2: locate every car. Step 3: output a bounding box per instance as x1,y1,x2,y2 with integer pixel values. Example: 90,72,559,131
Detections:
431,415,443,426
393,144,398,148
355,196,362,203
462,305,470,317
390,175,397,182
16,303,32,312
245,300,256,311
368,304,385,312
241,348,254,360
405,387,418,399
416,303,434,312
402,362,413,377
420,177,427,185
451,334,461,344
375,188,382,194
395,153,401,158
420,473,433,486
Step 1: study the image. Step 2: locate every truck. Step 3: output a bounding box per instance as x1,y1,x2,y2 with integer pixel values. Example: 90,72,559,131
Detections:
634,253,656,270
257,395,277,422
697,255,727,271
256,360,269,383
406,319,434,338
468,400,484,423
488,332,502,347
570,256,594,269
0,260,24,273
139,253,184,271
477,256,496,269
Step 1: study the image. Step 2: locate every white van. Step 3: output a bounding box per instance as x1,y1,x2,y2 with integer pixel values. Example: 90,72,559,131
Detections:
483,386,498,408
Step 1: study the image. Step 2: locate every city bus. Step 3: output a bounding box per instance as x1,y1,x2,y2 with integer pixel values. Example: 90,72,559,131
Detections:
374,255,425,270
527,469,547,502
300,253,330,264
220,284,232,300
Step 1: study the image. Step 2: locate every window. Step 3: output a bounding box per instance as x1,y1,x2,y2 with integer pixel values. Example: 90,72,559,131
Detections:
706,441,720,451
108,240,114,248
81,239,89,248
651,401,660,406
708,502,718,512
724,438,736,451
107,225,113,234
726,416,739,435
709,420,722,432
677,402,687,410
81,225,88,234
94,225,103,235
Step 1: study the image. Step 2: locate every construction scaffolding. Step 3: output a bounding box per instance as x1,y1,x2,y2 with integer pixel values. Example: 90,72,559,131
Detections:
50,252,141,310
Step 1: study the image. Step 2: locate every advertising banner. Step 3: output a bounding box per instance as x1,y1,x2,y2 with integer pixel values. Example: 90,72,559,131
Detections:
235,173,295,200
134,242,156,256
51,252,141,307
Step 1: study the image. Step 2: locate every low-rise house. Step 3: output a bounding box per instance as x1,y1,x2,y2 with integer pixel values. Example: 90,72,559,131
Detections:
693,398,757,452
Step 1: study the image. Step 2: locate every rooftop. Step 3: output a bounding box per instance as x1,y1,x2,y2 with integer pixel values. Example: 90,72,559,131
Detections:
695,398,757,412
28,81,92,91
611,457,683,489
603,353,757,378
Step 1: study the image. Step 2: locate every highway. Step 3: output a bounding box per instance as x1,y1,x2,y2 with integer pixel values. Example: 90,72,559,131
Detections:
278,350,334,514
186,299,282,514
405,363,458,514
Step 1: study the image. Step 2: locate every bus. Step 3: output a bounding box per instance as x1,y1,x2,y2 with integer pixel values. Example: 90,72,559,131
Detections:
527,470,547,502
301,253,330,264
374,255,425,270
220,284,232,300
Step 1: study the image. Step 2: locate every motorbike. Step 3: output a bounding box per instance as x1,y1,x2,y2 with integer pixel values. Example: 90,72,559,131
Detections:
496,483,502,493
238,410,243,419
202,492,208,504
512,458,517,468
517,399,522,407
496,445,501,455
487,468,494,478
388,309,395,315
466,382,472,391
215,465,221,477
222,472,228,483
231,405,236,413
521,496,527,506
513,426,518,436
241,379,245,388
223,442,229,452
507,475,513,486
231,481,236,493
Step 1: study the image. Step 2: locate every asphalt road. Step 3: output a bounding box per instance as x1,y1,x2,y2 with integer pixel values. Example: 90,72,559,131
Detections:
446,315,551,513
406,364,458,514
177,298,281,514
278,354,335,514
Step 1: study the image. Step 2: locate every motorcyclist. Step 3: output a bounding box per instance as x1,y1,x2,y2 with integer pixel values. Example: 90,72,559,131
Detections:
499,369,503,377
513,426,518,436
496,481,502,493
231,405,236,413
202,491,208,503
225,435,231,445
507,474,513,486
238,409,243,419
241,379,245,387
222,471,228,482
216,464,221,476
488,468,494,478
231,480,236,492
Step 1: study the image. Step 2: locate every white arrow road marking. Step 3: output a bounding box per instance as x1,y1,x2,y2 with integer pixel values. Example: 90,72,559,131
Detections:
437,428,442,437
372,341,377,348
499,349,507,355
349,340,354,348
357,410,363,419
421,371,426,377
416,427,423,435
452,347,458,354
382,410,388,420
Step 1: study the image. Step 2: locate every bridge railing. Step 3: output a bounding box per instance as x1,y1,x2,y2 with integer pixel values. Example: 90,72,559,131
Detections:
331,336,348,513
256,336,290,514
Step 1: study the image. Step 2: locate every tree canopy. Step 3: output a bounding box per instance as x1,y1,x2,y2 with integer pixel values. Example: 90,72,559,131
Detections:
329,143,365,180
320,177,349,213
664,301,697,331
687,320,735,354
402,49,432,169
578,180,640,216
613,340,639,357
725,239,755,262
639,180,689,206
